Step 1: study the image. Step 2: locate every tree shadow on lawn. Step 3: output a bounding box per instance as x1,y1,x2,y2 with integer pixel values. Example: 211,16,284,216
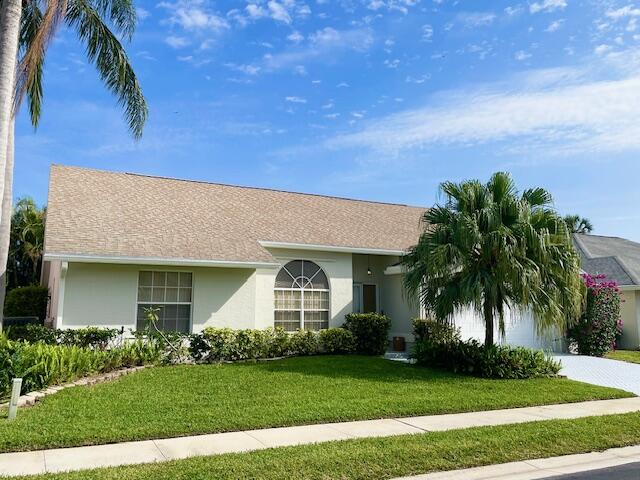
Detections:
245,355,497,385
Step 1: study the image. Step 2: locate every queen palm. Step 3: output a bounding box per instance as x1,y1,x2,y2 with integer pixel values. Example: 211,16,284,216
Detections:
0,0,147,326
402,172,583,347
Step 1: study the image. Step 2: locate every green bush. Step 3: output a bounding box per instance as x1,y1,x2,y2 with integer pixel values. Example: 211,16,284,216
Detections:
4,286,49,320
195,327,300,362
413,337,560,379
412,319,461,365
289,329,320,356
0,334,160,398
318,328,355,354
343,313,391,355
7,325,119,350
567,274,623,357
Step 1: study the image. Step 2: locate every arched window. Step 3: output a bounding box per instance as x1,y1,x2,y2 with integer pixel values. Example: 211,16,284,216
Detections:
274,260,330,331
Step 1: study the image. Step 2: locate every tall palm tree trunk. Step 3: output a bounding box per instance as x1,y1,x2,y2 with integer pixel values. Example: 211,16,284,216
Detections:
0,117,14,330
483,297,494,347
0,0,21,221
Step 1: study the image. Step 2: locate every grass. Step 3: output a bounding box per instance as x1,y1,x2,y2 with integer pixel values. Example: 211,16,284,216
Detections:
11,412,640,480
0,355,631,453
606,350,640,364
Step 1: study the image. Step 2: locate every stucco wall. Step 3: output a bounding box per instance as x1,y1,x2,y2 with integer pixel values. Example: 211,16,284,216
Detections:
59,262,258,332
619,289,640,350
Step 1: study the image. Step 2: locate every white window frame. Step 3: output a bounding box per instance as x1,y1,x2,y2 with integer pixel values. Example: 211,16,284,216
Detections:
136,269,194,333
274,260,330,331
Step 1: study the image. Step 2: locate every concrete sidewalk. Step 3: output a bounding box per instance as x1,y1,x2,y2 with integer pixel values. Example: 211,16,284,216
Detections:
393,444,640,480
2,397,640,477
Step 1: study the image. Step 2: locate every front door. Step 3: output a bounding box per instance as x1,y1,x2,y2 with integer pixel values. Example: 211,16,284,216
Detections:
362,284,377,313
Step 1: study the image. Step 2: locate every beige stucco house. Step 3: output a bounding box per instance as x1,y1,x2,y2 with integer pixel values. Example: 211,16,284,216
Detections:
42,165,425,341
573,233,640,350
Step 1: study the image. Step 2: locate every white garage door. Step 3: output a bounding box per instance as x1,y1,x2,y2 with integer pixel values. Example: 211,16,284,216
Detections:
452,307,565,352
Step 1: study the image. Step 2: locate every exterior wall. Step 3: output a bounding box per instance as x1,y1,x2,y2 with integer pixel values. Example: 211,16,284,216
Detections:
42,260,62,327
452,307,563,351
260,247,354,328
619,290,640,350
59,262,258,332
353,254,419,340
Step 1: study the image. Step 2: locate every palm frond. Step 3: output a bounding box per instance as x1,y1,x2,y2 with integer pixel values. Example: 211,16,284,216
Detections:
65,0,148,138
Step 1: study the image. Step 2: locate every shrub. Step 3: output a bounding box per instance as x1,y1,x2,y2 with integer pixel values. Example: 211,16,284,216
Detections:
412,317,560,379
413,336,560,379
7,325,119,350
318,328,355,354
289,329,320,356
4,286,49,321
568,274,623,357
0,334,160,398
197,327,297,362
343,313,391,355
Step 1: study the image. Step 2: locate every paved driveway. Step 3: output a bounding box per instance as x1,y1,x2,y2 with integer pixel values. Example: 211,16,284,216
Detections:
553,354,640,395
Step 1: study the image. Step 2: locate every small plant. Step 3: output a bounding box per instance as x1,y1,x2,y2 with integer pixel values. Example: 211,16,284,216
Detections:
567,274,623,357
343,313,391,355
318,328,355,354
289,329,320,356
141,306,189,364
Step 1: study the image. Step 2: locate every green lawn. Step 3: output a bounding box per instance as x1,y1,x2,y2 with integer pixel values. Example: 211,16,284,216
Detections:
0,356,631,453
606,350,640,364
12,412,640,480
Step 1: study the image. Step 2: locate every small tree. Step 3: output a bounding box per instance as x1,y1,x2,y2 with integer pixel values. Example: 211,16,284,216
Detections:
403,172,583,347
568,274,623,357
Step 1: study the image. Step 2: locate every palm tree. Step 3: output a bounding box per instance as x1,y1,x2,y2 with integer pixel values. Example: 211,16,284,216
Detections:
402,172,583,347
0,0,148,327
563,214,593,234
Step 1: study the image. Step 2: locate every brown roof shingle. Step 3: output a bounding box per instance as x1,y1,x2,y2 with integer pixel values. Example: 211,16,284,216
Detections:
44,165,426,264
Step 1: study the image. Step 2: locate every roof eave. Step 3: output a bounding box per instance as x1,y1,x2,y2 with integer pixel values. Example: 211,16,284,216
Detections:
43,252,280,269
258,241,406,256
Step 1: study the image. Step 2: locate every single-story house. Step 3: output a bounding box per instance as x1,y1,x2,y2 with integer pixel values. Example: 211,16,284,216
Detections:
39,165,566,351
42,165,426,342
573,233,640,350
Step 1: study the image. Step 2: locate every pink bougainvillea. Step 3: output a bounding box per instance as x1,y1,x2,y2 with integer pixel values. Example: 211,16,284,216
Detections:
568,274,623,356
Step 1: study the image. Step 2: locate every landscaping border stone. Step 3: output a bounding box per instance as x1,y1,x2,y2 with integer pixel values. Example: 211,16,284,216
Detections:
0,366,148,410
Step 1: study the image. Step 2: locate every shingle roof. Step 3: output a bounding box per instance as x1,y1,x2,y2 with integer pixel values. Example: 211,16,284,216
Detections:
573,233,640,286
44,165,426,264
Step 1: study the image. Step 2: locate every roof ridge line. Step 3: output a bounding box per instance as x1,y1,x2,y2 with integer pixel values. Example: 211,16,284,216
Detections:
52,164,427,210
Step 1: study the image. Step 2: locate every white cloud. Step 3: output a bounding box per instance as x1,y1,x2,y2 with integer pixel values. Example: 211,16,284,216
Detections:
159,0,229,32
421,24,433,42
529,0,567,14
606,5,640,19
224,63,261,75
293,65,307,75
321,102,334,109
268,1,292,23
136,7,150,20
515,50,532,60
594,44,612,55
365,0,418,14
546,19,564,32
263,27,374,70
457,12,496,28
504,5,524,16
327,50,640,156
165,35,191,48
287,31,304,43
285,96,307,103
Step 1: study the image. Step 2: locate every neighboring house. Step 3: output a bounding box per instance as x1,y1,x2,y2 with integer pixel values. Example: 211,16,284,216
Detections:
41,165,425,342
573,233,640,350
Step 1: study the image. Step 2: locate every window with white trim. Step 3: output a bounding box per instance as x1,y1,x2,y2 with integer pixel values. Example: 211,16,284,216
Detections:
274,260,329,331
136,271,192,333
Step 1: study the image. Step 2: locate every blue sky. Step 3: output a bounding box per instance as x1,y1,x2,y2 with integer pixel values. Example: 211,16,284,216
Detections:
14,0,640,240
